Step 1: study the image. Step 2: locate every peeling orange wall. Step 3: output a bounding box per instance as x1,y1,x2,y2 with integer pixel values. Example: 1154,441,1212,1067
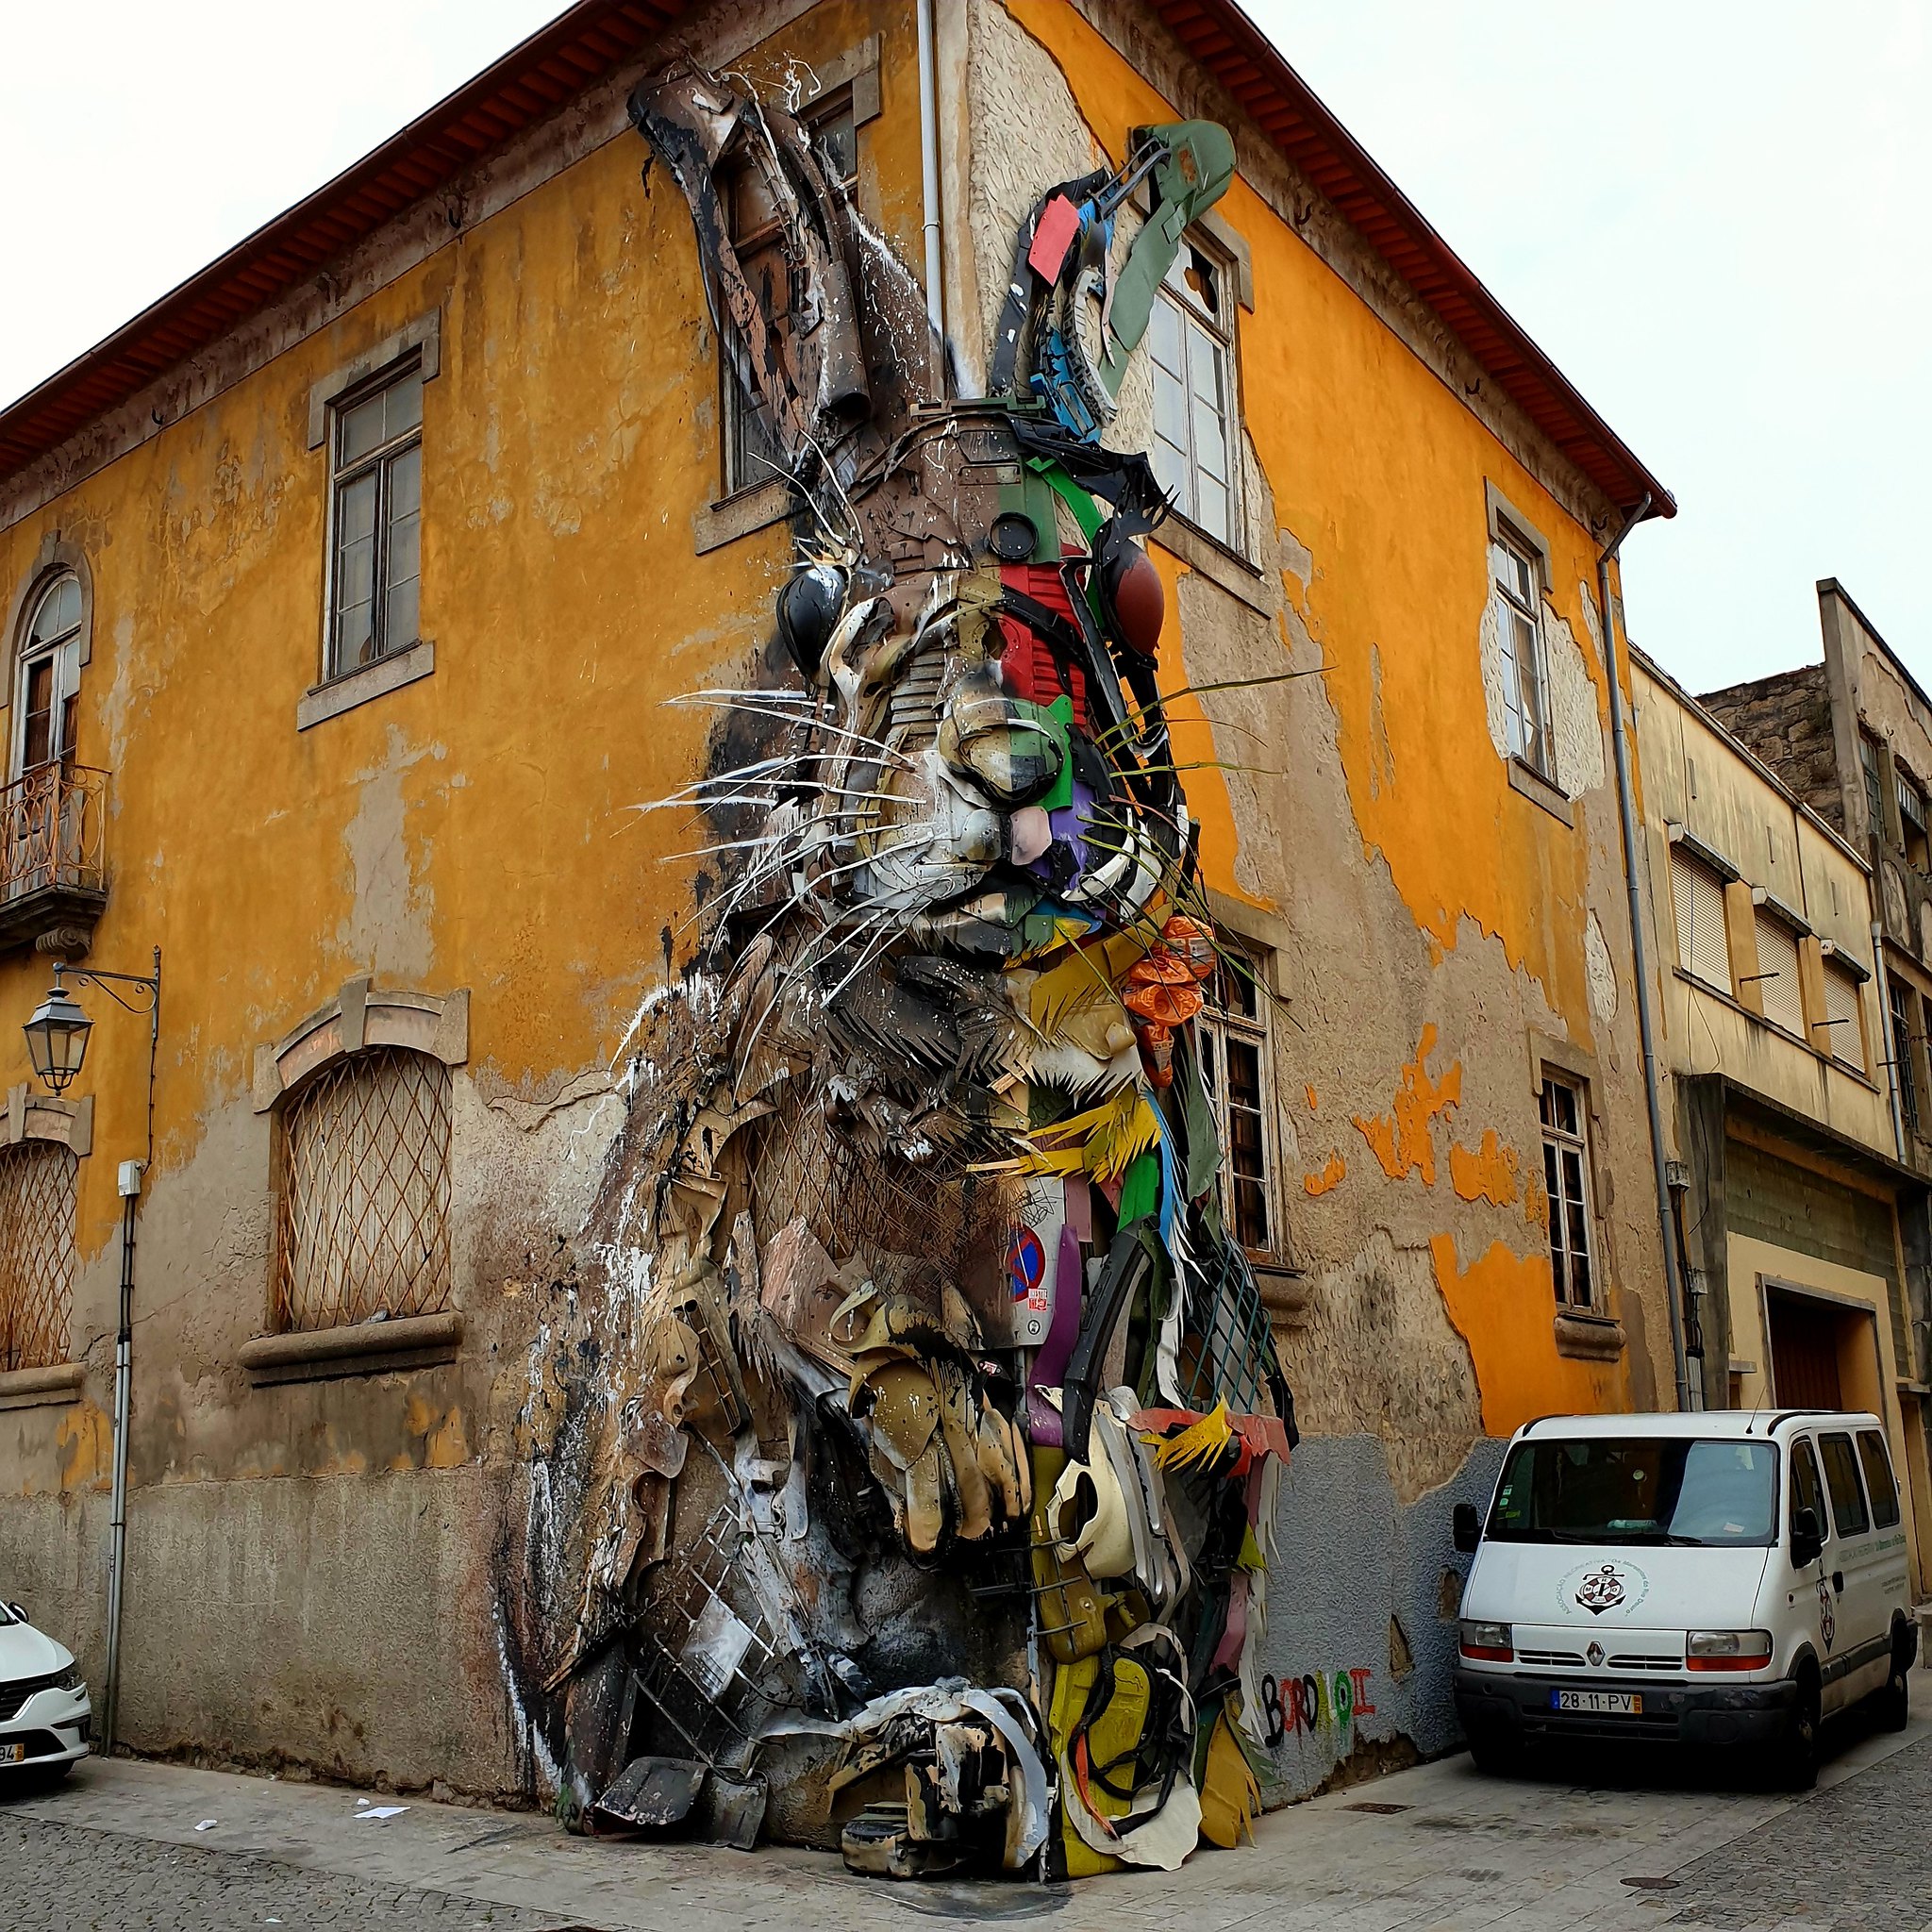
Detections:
1432,1235,1627,1436
1010,0,1644,1437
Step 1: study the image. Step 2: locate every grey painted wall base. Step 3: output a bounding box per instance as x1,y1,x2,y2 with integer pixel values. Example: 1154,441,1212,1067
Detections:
1258,1432,1507,1802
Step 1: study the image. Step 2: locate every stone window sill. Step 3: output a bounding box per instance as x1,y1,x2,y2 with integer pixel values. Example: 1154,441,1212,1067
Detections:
240,1310,462,1386
1554,1307,1624,1361
1154,514,1274,619
296,640,435,731
1253,1259,1307,1324
0,1363,84,1411
693,479,791,556
1507,756,1574,826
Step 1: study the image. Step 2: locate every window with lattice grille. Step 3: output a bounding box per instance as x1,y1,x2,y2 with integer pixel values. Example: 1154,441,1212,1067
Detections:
272,1047,452,1333
0,1141,76,1371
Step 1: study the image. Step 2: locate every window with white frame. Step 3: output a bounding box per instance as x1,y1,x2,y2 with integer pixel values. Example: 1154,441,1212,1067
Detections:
1197,944,1275,1257
1490,516,1553,778
325,359,423,677
1899,769,1928,872
14,572,82,774
1149,242,1239,548
273,1045,451,1333
1540,1074,1595,1308
719,96,858,498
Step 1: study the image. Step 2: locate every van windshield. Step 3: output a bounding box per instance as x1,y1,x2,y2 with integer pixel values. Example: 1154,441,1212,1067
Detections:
1487,1438,1779,1547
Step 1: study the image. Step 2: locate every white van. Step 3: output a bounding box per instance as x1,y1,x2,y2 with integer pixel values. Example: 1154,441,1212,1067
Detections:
1453,1410,1916,1787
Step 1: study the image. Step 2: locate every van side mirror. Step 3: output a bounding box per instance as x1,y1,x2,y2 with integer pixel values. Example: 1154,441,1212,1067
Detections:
4,1601,24,1625
1790,1507,1823,1568
1453,1502,1482,1554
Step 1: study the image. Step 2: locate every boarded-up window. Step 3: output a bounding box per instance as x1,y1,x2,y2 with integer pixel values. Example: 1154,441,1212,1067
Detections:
1823,961,1866,1072
1753,911,1805,1035
0,1142,76,1370
1670,847,1730,991
273,1046,452,1333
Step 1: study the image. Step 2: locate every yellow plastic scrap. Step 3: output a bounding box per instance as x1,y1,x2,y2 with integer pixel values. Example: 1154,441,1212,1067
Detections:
1149,1397,1234,1474
1050,1651,1154,1878
1196,1708,1261,1850
1012,1088,1162,1186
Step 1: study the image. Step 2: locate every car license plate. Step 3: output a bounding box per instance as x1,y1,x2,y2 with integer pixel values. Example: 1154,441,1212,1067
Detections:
2,1742,25,1763
1551,1690,1641,1715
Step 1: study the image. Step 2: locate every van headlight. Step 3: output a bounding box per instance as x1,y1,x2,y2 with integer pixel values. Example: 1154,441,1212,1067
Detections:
1686,1629,1773,1672
1459,1620,1513,1661
53,1665,85,1694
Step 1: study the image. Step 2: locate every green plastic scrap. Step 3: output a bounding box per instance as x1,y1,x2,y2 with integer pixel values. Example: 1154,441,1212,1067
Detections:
1099,121,1238,398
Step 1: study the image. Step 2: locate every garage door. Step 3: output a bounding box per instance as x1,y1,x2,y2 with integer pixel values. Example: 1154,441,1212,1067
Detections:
1768,1292,1845,1409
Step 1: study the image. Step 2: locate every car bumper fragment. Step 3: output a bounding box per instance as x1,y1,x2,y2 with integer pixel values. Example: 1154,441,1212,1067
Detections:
1453,1668,1799,1749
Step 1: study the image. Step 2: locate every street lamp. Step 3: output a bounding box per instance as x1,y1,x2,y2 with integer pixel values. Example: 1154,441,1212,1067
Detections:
23,967,93,1094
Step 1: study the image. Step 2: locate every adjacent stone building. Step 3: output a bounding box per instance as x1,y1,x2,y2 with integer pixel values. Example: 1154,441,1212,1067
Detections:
0,0,1683,1808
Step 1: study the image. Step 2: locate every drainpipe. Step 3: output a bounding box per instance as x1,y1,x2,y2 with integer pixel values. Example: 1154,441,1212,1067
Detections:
101,1175,140,1749
914,0,946,394
1872,920,1907,1160
1599,493,1695,1412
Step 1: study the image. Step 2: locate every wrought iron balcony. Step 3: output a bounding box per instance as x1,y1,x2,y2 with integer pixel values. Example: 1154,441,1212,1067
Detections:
0,762,108,954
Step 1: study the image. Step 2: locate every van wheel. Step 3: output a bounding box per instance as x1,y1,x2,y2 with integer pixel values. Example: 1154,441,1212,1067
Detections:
1874,1641,1911,1733
1466,1729,1522,1777
1776,1674,1821,1790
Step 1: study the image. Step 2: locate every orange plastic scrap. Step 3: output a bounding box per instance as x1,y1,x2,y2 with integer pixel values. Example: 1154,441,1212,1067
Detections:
1131,1407,1293,1471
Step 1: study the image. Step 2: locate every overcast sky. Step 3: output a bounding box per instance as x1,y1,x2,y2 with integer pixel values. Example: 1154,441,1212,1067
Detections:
4,2,1925,694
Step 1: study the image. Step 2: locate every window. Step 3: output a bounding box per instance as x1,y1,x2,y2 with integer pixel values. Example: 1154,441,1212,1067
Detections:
1860,734,1885,845
1149,242,1239,547
1486,1438,1777,1548
1198,945,1274,1256
1790,1435,1824,1538
1670,846,1731,991
1900,772,1929,872
1889,977,1920,1135
1857,1429,1902,1530
0,1142,76,1371
1489,518,1553,778
273,1046,451,1332
719,99,858,497
1540,1074,1595,1307
1751,908,1803,1033
1818,1431,1871,1539
14,573,82,774
326,360,423,677
1821,959,1866,1073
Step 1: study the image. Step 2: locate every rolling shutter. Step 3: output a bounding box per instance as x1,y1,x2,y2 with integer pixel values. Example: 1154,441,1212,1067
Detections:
1823,962,1865,1071
1753,911,1805,1036
1670,848,1730,990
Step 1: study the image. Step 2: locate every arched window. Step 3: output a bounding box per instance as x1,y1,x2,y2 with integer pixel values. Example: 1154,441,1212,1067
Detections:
16,573,83,774
272,1045,452,1333
0,1141,77,1371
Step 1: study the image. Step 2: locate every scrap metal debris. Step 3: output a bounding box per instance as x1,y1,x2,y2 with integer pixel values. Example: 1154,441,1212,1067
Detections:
506,57,1296,1884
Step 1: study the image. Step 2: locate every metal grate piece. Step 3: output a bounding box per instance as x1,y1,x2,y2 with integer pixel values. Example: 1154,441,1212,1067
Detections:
1178,1218,1281,1418
0,1142,75,1372
273,1046,451,1333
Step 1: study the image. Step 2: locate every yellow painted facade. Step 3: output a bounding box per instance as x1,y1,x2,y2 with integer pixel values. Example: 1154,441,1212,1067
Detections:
0,0,1700,1799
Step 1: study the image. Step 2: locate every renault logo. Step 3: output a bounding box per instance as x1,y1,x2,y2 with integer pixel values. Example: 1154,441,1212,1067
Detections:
1586,1641,1605,1669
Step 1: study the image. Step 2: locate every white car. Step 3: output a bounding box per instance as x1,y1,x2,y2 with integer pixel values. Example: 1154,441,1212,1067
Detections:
1453,1409,1917,1788
0,1598,91,1781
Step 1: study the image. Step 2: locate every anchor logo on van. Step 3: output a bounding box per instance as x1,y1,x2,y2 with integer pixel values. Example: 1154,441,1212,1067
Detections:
1575,1564,1627,1615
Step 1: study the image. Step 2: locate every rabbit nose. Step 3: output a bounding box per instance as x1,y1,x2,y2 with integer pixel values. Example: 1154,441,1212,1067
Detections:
936,669,1065,808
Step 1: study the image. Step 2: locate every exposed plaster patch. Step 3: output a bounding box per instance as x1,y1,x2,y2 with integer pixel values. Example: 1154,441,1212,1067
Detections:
1352,1025,1462,1185
1584,911,1618,1024
1543,602,1605,798
1281,1228,1482,1504
336,724,441,978
1367,644,1394,798
1278,525,1312,596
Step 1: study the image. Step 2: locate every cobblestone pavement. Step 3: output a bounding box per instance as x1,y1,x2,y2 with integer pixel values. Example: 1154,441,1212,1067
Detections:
1662,1731,1932,1931
0,1812,568,1932
2,1687,1929,1932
